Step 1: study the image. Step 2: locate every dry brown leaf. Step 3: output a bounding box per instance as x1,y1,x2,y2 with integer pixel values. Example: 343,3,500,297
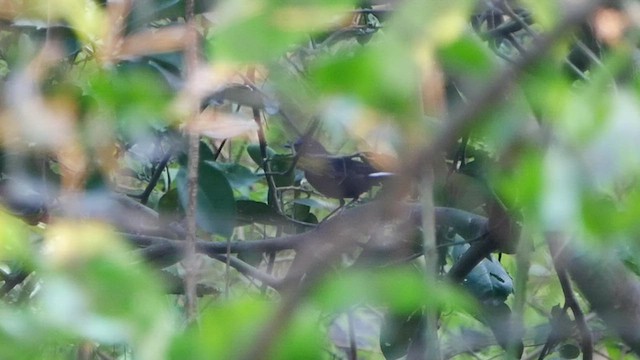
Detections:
119,25,189,58
188,110,258,140
594,8,629,45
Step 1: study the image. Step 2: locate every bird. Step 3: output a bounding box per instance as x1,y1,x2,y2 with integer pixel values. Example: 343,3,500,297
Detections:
292,137,393,203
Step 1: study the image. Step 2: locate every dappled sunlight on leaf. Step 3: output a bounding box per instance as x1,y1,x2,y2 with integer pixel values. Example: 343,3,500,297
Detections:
43,222,130,268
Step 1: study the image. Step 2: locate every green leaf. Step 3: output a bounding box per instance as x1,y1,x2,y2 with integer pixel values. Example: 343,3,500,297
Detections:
176,162,236,237
437,34,495,77
0,212,32,263
200,141,217,163
170,299,270,359
207,161,261,189
309,43,420,118
312,267,475,313
210,12,304,63
292,202,310,221
157,187,183,217
246,144,277,166
558,344,581,359
451,236,513,304
88,64,173,136
209,0,356,62
272,304,325,360
380,310,422,360
269,154,296,187
171,298,324,359
38,225,171,357
235,200,287,226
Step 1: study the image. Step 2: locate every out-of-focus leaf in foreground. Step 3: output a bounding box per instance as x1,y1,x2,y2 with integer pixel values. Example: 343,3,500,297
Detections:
39,222,173,359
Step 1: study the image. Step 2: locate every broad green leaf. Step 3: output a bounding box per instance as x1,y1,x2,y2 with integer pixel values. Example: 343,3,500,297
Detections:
209,11,302,62
292,202,310,221
40,223,172,358
200,141,217,163
269,154,296,187
235,200,287,226
247,144,277,166
171,298,324,359
209,0,357,62
176,162,236,237
88,64,174,136
437,34,495,77
451,237,514,304
169,298,271,359
309,43,421,118
207,161,261,189
0,211,31,262
380,310,422,360
312,268,476,313
272,304,325,360
157,187,183,219
558,343,581,359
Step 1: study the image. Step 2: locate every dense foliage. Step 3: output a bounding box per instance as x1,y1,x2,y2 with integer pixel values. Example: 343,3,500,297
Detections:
1,0,640,359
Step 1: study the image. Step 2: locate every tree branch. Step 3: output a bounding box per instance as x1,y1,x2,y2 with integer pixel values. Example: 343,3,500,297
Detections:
183,0,200,322
551,235,640,356
547,233,593,360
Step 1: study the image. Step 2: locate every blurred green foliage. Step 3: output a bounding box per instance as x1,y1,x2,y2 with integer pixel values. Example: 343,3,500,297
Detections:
2,0,640,359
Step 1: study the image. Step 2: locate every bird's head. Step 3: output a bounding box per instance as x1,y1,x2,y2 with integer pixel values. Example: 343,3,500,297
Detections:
292,137,329,156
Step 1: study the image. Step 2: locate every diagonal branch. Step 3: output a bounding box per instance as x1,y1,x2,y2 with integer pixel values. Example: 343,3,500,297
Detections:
551,234,640,356
547,233,593,360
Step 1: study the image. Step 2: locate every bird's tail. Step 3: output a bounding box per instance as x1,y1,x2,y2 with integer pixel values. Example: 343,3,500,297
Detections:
368,172,394,178
367,172,395,185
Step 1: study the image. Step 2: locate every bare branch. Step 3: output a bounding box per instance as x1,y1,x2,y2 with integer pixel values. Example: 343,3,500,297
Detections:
547,233,593,360
183,0,200,323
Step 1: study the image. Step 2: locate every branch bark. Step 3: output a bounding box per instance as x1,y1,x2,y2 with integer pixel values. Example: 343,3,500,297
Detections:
183,0,200,323
547,233,593,360
552,236,640,355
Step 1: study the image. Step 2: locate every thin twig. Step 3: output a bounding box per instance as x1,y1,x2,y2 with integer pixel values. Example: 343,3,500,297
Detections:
347,309,358,360
419,169,441,360
261,251,276,295
139,150,172,205
183,0,200,323
210,254,281,290
213,139,227,161
225,237,231,299
547,233,593,360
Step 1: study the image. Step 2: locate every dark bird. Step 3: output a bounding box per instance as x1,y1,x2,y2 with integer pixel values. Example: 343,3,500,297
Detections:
292,137,393,203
